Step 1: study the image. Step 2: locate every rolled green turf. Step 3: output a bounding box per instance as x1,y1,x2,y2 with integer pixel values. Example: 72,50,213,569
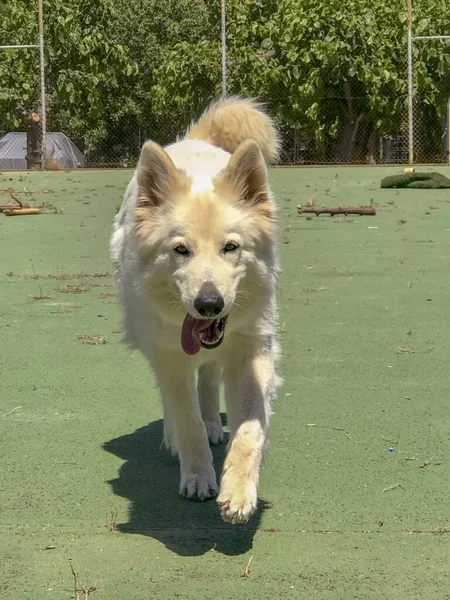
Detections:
381,171,450,189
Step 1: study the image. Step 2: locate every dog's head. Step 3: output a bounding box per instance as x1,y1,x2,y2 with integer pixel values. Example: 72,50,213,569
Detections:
135,139,277,355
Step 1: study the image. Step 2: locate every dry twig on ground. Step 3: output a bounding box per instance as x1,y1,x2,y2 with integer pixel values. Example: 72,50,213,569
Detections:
298,205,376,216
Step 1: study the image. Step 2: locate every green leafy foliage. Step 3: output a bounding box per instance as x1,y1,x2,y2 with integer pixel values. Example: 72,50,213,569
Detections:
111,0,212,145
0,0,137,151
1,0,449,163
153,0,450,161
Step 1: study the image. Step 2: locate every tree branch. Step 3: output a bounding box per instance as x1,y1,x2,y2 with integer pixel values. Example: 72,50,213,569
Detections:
297,205,376,216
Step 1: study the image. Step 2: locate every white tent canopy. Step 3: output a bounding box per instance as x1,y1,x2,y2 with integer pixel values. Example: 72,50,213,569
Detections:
0,132,84,169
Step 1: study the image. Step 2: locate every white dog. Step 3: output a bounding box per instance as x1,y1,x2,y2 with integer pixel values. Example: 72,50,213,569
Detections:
111,97,282,523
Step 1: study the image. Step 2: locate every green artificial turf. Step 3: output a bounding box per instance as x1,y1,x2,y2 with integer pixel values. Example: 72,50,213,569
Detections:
1,166,450,599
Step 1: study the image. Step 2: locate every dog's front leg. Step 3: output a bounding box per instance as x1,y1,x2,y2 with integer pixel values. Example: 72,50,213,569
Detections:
155,353,219,501
218,347,280,523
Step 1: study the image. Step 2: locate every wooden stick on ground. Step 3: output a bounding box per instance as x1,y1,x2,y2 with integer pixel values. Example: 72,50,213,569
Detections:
298,205,376,216
3,208,41,216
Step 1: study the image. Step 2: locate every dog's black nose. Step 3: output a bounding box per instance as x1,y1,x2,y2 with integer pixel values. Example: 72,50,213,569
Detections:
194,283,224,318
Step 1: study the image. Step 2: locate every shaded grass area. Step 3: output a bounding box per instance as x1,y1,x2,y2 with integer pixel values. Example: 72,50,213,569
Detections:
1,167,450,599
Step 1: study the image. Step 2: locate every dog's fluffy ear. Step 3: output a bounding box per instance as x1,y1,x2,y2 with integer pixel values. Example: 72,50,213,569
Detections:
217,139,271,211
137,141,190,208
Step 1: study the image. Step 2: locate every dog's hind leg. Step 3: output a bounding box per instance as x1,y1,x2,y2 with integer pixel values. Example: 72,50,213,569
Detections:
198,362,224,444
155,352,219,501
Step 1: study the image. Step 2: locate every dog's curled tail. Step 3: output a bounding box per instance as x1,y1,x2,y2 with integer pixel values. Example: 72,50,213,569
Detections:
186,96,280,165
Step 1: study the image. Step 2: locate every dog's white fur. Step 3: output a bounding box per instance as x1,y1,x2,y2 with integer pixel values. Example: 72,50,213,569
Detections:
111,97,282,523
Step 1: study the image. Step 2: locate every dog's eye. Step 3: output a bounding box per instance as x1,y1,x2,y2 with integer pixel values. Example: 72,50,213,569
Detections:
174,244,190,255
224,242,239,253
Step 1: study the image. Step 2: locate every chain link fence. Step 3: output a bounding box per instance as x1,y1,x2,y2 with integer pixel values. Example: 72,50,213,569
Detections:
1,26,449,169
2,77,449,169
4,89,446,170
412,96,448,164
38,91,447,168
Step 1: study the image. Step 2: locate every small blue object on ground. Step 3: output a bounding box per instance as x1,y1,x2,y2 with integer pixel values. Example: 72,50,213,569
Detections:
387,447,396,452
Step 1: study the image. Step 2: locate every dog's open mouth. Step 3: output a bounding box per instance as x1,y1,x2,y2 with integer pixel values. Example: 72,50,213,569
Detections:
181,314,227,355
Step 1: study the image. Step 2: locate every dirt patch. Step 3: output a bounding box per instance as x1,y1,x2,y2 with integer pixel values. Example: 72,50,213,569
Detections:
26,272,110,281
32,294,54,300
59,284,91,294
51,306,82,314
77,334,107,345
400,528,450,535
31,285,54,300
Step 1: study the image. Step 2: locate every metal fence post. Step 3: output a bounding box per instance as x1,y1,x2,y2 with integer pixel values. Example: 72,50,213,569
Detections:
407,0,414,164
38,0,47,169
448,97,450,165
221,0,227,97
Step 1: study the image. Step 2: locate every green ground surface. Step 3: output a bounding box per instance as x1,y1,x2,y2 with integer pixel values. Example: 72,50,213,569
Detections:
1,166,450,599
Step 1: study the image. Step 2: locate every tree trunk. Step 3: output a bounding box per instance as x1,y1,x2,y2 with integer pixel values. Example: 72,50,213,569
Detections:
335,82,376,163
26,111,42,170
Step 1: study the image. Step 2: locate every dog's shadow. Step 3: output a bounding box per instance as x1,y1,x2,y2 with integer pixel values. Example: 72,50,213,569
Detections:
102,415,269,556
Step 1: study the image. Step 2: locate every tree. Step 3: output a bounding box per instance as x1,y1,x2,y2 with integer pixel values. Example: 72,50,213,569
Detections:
151,0,450,162
1,0,449,165
111,0,212,148
0,0,136,159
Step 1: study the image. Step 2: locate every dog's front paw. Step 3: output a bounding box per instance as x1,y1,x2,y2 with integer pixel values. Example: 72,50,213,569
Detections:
203,419,224,445
180,466,219,501
217,477,257,524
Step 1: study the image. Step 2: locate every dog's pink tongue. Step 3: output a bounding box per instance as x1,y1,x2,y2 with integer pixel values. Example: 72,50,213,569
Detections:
181,315,214,355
